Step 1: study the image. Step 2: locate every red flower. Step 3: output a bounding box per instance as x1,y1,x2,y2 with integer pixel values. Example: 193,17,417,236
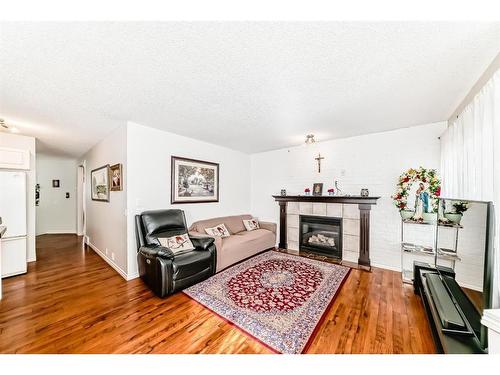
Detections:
403,177,410,183
327,188,334,192
305,188,310,192
435,187,441,196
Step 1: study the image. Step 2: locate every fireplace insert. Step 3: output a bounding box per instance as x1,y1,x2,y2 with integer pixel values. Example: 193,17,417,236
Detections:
299,215,342,259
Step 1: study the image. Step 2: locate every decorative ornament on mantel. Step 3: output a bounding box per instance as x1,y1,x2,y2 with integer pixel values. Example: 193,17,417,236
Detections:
304,188,311,196
391,167,441,222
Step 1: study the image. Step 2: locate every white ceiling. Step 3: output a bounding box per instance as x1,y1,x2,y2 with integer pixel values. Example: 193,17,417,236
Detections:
1,22,499,157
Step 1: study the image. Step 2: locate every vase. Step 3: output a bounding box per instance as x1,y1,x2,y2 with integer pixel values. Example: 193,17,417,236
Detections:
400,210,414,220
328,192,334,196
304,192,310,196
422,212,437,223
444,212,463,225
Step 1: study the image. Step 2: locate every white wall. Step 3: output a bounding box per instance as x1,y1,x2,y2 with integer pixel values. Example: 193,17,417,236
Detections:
36,153,77,235
250,122,447,271
126,121,251,277
0,133,36,262
82,125,128,278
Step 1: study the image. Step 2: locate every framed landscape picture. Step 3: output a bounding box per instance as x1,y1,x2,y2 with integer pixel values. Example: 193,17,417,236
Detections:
171,156,219,204
91,165,110,202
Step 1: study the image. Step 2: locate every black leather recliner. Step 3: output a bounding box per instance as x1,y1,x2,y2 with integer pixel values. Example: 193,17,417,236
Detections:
135,209,217,298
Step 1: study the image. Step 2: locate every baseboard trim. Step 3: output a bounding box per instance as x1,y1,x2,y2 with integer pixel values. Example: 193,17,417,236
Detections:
87,241,128,281
37,230,77,235
371,261,401,272
126,272,139,281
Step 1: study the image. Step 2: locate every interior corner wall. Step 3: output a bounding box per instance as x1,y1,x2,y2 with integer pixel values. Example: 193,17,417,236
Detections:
82,125,128,278
0,133,36,262
249,122,447,271
126,121,251,278
36,153,78,235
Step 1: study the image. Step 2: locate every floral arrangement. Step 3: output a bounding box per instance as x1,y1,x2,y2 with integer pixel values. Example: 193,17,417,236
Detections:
327,188,334,193
452,201,470,214
304,188,311,193
392,167,441,212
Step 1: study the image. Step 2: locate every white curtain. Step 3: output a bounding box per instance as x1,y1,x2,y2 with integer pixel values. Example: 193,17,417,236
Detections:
440,69,500,308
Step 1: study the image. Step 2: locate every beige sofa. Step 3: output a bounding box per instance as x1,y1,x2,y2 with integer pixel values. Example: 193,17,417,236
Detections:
189,214,277,272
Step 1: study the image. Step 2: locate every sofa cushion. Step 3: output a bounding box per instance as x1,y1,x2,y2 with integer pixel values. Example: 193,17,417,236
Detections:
158,233,195,255
243,218,260,231
215,229,276,272
189,214,253,235
205,223,230,238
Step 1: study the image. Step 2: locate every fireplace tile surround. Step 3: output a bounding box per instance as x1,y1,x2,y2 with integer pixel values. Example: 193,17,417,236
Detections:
287,203,360,263
273,195,380,268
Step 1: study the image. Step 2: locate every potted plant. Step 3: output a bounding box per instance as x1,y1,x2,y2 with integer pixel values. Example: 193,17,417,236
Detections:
327,188,334,196
445,201,469,224
304,188,311,196
422,210,437,223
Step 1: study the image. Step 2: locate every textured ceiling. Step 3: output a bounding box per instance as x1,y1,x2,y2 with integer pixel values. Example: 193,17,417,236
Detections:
1,22,499,157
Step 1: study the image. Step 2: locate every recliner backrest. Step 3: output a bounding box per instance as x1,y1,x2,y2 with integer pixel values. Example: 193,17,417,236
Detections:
136,209,188,248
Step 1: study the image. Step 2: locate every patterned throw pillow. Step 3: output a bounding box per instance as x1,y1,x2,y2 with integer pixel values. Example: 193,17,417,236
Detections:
158,233,195,254
243,218,260,231
205,223,231,238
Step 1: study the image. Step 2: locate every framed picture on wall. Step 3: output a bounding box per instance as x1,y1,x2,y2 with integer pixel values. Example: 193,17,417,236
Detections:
109,163,123,191
52,179,60,188
171,156,219,204
91,165,110,202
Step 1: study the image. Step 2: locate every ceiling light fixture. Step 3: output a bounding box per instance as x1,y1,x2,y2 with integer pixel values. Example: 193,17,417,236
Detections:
0,119,8,129
305,134,316,145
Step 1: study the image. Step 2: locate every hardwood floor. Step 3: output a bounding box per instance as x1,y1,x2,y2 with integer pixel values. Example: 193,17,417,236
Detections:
0,234,436,354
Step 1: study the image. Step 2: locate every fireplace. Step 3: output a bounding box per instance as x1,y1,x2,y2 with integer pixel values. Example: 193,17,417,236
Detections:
299,215,342,260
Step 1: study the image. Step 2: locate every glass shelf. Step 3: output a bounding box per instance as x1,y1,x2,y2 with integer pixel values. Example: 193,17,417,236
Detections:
402,219,463,229
401,242,461,261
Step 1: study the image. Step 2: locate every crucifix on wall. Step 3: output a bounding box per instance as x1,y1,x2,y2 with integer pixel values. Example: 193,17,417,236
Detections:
315,153,324,173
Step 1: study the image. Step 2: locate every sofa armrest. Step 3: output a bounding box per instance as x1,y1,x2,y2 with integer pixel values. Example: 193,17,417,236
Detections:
189,231,222,250
138,245,174,259
259,221,277,234
189,235,215,250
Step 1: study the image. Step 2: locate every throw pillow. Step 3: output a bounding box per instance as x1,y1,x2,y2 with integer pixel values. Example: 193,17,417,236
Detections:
243,218,260,231
205,223,231,238
158,233,195,255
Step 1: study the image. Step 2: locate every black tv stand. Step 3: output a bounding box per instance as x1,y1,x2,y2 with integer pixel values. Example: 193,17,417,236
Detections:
413,262,486,354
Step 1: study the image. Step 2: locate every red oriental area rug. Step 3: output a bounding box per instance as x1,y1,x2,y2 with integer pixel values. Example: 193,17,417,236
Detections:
184,251,350,354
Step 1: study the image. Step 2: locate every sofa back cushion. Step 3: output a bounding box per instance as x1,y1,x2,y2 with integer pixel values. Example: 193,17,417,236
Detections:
189,214,253,235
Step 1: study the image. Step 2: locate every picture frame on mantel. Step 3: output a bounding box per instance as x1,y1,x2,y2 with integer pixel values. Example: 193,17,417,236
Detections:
171,156,219,204
312,183,323,196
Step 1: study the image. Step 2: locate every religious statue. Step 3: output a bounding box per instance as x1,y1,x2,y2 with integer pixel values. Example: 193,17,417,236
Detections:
414,182,429,219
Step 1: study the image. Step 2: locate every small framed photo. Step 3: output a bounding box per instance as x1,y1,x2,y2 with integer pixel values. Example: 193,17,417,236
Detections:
171,156,219,204
109,163,123,191
52,179,60,188
313,183,323,196
91,165,110,202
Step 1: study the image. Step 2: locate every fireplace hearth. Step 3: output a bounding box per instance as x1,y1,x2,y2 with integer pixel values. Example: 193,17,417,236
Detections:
299,215,342,260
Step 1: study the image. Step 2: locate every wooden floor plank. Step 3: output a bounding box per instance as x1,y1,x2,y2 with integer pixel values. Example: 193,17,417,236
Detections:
0,234,436,354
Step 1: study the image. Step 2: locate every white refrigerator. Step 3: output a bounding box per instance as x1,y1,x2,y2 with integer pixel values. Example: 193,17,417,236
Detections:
0,171,27,277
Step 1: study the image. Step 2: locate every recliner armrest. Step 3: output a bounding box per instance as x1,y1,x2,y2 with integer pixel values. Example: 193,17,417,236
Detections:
189,235,215,250
138,245,174,259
